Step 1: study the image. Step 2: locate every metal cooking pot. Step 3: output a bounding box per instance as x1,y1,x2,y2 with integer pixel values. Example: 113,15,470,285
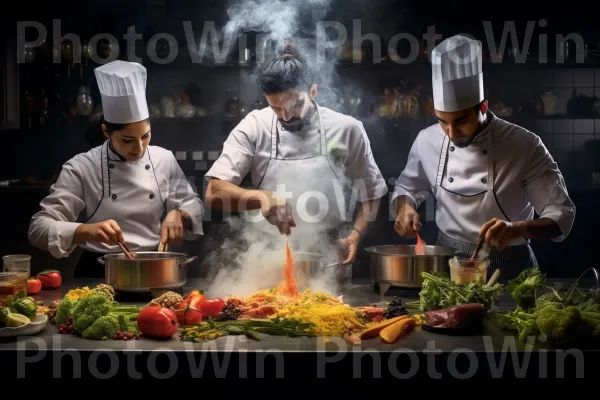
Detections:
291,252,340,287
97,251,197,292
236,251,340,289
364,244,455,294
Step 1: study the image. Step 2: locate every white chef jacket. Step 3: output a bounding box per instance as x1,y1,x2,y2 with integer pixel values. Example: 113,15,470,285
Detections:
392,112,576,242
205,106,388,203
28,142,204,258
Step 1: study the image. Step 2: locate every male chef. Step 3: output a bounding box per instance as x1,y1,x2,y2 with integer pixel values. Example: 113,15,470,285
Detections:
392,35,576,279
204,52,388,277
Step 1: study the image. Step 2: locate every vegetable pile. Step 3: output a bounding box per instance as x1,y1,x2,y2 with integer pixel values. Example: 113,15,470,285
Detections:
0,291,38,328
496,267,600,349
53,285,140,340
409,271,503,312
67,294,140,340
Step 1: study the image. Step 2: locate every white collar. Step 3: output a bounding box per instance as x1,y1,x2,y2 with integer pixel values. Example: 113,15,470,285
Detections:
106,140,148,163
471,111,496,144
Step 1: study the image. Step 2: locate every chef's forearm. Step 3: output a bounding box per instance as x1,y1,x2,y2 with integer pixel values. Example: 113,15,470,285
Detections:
352,198,380,240
72,224,91,244
394,195,416,216
514,218,563,240
205,179,268,211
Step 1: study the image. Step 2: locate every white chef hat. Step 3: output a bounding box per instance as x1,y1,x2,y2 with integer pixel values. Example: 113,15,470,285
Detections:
431,35,484,112
94,60,149,124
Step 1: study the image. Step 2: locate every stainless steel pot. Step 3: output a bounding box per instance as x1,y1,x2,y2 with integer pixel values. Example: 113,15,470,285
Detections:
292,252,339,287
236,251,340,289
97,251,197,292
364,245,456,294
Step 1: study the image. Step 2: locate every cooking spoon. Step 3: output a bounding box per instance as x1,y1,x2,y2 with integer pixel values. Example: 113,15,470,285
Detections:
118,241,136,259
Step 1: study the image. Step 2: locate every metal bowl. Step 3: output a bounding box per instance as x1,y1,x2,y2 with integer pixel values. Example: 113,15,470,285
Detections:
98,251,197,292
364,244,456,294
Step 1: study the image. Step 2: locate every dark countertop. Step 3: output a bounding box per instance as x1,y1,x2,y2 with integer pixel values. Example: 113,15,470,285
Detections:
1,278,598,380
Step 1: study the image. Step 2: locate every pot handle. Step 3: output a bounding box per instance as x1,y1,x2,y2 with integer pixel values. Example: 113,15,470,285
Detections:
97,256,105,265
179,256,198,268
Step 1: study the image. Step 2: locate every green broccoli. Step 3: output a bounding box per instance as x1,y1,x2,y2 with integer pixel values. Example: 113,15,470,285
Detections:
117,313,140,335
535,304,587,348
71,293,140,339
81,315,120,340
72,294,113,334
534,292,562,310
507,267,551,311
495,309,539,341
54,297,76,325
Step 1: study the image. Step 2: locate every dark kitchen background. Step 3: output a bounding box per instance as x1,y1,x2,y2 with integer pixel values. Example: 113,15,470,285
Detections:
0,0,598,280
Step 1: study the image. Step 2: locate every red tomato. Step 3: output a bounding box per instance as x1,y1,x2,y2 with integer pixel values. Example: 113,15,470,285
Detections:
137,305,179,338
200,298,225,319
36,270,62,289
26,278,42,295
173,301,203,326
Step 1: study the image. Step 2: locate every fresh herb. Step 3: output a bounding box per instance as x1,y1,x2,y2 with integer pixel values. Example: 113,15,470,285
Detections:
412,272,503,312
180,316,316,342
383,297,409,319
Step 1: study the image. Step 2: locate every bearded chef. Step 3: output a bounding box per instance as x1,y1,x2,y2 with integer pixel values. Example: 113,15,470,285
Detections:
28,60,204,277
392,35,576,280
204,51,388,277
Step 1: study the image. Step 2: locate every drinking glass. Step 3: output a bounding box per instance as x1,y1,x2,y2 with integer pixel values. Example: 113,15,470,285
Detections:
3,254,31,280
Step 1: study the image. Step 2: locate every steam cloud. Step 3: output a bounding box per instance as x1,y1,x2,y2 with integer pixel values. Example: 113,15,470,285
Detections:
202,0,367,299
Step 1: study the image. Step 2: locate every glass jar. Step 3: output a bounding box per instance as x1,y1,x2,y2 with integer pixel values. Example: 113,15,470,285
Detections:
449,256,489,284
3,254,31,279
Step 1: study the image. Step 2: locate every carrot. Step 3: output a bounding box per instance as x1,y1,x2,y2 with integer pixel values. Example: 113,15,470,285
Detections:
379,317,417,343
359,315,409,339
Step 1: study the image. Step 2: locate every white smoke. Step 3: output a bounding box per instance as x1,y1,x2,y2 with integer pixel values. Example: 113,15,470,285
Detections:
203,214,344,299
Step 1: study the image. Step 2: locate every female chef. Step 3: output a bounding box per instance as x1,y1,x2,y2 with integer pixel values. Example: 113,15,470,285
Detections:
28,60,204,277
391,35,576,280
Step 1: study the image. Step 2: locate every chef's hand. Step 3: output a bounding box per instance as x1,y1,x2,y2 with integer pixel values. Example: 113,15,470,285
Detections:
74,219,125,245
478,218,522,251
394,203,420,237
260,192,296,235
160,209,184,246
337,230,360,265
